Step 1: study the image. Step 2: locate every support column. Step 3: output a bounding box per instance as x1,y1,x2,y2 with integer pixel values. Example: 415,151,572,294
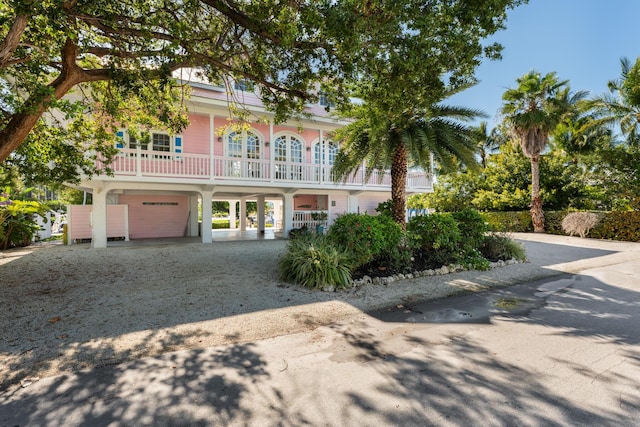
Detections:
228,200,237,229
257,195,266,233
273,199,282,230
91,188,108,248
239,198,247,231
283,193,294,236
200,190,213,243
188,195,199,237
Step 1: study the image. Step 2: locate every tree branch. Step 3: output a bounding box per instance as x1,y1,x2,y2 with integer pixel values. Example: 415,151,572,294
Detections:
0,14,29,68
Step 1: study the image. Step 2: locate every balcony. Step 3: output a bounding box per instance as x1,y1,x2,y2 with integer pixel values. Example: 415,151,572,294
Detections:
97,147,433,191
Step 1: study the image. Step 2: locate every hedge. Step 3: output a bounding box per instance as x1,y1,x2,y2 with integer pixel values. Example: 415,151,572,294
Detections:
481,210,640,242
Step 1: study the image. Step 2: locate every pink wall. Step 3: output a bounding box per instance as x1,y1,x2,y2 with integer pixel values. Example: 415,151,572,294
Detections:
293,195,318,210
118,195,189,239
183,113,210,155
358,194,388,215
330,195,348,223
68,205,128,241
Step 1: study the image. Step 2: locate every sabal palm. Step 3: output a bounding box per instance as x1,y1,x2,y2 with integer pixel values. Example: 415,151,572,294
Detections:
587,57,640,145
501,71,581,232
331,104,483,228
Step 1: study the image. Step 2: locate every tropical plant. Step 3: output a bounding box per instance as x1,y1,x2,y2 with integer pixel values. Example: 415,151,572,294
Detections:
480,233,527,262
586,57,640,145
279,234,353,289
407,213,462,266
500,71,586,232
472,122,506,168
0,188,49,249
332,102,483,229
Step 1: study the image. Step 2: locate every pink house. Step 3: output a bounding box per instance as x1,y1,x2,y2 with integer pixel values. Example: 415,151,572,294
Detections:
68,80,433,247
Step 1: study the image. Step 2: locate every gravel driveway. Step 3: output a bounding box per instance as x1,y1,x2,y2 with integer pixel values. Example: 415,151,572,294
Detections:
2,234,634,392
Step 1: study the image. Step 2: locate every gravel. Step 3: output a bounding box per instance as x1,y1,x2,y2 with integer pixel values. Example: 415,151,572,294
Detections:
2,233,634,391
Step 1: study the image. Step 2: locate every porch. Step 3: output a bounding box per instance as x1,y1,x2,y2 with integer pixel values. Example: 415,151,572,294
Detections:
98,148,432,192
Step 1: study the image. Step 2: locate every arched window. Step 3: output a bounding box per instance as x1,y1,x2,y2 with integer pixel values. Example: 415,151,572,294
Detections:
226,131,262,159
225,130,263,177
313,140,338,165
274,133,304,180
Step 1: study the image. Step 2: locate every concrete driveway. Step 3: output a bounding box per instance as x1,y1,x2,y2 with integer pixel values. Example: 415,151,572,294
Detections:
1,234,639,426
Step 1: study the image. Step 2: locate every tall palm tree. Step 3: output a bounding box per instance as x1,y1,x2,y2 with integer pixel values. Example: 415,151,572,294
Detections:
586,57,640,145
331,104,484,229
501,71,585,232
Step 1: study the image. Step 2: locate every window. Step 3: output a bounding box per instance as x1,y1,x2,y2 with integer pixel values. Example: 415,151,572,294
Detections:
234,79,254,92
319,92,335,108
226,131,263,177
274,133,304,180
314,140,338,165
116,129,181,160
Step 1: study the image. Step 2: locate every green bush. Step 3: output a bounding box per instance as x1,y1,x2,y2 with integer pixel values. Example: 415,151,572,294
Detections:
452,208,489,252
0,195,48,250
544,211,568,235
482,211,533,232
407,213,461,266
589,211,640,242
212,219,230,229
279,234,353,289
480,233,527,262
328,213,388,267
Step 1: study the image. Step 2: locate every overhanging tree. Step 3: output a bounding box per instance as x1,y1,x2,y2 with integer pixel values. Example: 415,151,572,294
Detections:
1,0,525,186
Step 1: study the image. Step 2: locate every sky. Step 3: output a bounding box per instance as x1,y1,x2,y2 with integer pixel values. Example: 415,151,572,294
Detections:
448,0,640,128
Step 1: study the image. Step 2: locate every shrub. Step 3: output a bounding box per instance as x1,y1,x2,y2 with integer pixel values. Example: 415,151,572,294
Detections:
483,211,533,232
0,197,48,250
279,234,353,289
480,233,527,262
544,211,567,235
452,208,489,252
562,212,601,238
328,213,388,267
589,211,640,242
407,213,461,266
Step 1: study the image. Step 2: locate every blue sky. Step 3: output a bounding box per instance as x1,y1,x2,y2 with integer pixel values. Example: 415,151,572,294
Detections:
449,0,640,127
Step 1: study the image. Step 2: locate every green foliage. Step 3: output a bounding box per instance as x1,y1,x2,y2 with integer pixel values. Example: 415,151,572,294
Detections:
480,233,527,262
279,234,353,289
0,189,49,249
482,211,533,232
328,214,394,268
375,200,394,218
459,248,492,271
212,219,230,229
407,213,462,266
452,208,489,252
589,211,640,242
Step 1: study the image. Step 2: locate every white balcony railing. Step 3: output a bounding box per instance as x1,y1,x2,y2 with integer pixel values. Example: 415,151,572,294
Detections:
98,148,432,191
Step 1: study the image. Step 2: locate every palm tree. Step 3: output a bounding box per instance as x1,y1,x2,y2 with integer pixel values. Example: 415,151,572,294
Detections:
473,121,505,168
500,71,584,233
331,104,484,229
586,57,640,145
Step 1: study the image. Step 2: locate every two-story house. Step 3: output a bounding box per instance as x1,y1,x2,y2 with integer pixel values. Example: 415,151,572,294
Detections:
65,79,433,247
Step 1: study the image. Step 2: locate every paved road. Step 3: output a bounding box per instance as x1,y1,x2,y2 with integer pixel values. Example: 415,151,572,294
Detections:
1,235,639,426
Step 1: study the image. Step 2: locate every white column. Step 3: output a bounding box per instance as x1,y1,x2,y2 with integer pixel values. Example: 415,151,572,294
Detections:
210,114,215,179
188,195,199,237
269,123,275,181
239,198,247,231
283,193,294,236
257,195,266,233
91,188,108,248
200,190,213,243
273,199,282,230
229,200,237,229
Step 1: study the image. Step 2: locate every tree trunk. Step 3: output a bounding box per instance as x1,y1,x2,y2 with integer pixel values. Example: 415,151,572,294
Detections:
391,142,408,230
0,39,110,162
530,154,545,232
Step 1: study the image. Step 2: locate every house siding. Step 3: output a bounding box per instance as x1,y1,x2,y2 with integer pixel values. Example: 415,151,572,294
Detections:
118,195,189,239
